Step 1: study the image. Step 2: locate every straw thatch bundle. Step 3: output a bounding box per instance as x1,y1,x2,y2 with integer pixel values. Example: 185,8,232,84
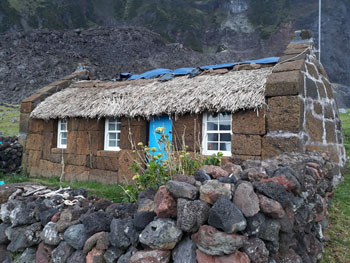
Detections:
31,67,272,120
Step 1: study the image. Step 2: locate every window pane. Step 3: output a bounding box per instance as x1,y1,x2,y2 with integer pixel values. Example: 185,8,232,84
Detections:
61,138,67,145
208,133,218,141
109,140,117,147
61,132,67,139
109,133,117,140
220,142,231,151
207,142,218,151
109,123,116,131
219,113,231,121
117,123,121,130
207,122,218,131
117,133,120,139
220,123,231,130
117,140,120,147
220,133,231,141
207,113,218,121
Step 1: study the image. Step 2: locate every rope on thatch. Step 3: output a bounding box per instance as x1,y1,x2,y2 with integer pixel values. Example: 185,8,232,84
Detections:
30,67,272,120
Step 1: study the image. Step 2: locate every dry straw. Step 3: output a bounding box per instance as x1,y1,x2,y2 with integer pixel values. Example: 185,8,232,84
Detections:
31,67,272,120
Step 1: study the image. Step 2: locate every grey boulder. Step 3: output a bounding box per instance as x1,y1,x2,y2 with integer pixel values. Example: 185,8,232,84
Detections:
109,218,138,249
139,218,183,250
166,180,198,200
172,235,197,263
208,197,247,233
63,224,88,250
51,241,75,263
177,199,210,233
40,222,62,246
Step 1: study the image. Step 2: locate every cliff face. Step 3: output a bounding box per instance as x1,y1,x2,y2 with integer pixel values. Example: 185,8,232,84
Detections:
0,0,349,105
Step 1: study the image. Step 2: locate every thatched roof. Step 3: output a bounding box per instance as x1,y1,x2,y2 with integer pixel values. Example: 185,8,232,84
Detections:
31,67,272,120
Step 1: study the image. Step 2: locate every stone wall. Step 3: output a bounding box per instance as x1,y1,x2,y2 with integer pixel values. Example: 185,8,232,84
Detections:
0,136,22,174
263,31,347,183
24,117,148,184
0,152,337,263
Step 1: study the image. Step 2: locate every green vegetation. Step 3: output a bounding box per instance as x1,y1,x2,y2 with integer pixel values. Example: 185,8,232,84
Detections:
321,109,350,262
128,128,223,201
0,105,20,136
247,0,317,39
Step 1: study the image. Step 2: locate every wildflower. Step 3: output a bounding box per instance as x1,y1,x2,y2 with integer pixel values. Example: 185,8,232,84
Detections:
151,147,157,152
132,175,139,180
179,155,184,158
153,156,159,160
155,127,165,133
137,142,143,146
157,153,162,157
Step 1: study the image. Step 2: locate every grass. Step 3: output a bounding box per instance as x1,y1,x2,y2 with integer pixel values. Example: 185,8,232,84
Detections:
0,106,349,260
321,109,350,263
0,104,20,136
0,173,126,203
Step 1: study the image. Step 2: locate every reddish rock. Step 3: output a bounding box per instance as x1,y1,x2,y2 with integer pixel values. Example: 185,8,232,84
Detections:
203,165,229,179
83,232,109,254
233,182,260,217
173,174,196,185
246,168,269,182
192,225,248,256
306,167,321,180
36,242,54,263
130,249,171,263
196,249,251,263
154,186,177,218
51,212,61,223
86,248,105,263
260,175,297,192
258,194,286,219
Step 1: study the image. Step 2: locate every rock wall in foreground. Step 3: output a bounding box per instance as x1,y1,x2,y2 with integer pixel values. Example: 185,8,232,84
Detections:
0,152,338,263
0,136,22,174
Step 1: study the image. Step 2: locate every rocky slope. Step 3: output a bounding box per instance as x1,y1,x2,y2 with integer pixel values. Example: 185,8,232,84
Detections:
0,0,350,106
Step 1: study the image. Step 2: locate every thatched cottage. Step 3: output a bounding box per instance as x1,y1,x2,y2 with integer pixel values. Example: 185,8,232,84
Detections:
19,30,347,184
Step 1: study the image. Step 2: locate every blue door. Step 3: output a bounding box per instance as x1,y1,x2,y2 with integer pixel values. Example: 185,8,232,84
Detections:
149,115,172,160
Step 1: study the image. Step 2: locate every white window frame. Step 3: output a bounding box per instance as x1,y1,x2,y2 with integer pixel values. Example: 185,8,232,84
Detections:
57,119,68,149
202,112,232,157
104,118,121,151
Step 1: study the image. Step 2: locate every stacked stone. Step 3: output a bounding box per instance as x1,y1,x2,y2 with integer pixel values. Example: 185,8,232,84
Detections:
264,29,347,184
0,136,23,174
0,152,336,263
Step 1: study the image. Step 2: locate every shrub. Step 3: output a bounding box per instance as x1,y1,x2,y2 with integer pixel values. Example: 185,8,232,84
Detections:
122,126,223,202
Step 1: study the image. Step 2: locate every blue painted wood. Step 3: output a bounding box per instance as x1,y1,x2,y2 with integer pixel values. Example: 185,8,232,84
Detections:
149,115,172,160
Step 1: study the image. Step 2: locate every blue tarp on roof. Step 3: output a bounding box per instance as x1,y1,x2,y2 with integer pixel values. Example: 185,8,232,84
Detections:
127,57,279,80
129,68,172,80
172,68,196,75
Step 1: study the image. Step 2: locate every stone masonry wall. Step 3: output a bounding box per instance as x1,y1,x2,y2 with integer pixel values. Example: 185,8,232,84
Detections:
0,152,336,263
25,117,148,184
0,136,22,174
263,31,347,184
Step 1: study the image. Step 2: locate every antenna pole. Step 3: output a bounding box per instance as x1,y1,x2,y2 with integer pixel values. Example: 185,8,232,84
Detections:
319,0,322,62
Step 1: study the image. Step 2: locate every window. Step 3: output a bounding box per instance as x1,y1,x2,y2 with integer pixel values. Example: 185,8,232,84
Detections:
105,118,121,151
202,112,232,156
57,119,68,149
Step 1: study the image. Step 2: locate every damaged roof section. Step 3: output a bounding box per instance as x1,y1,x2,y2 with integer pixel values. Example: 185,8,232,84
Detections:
30,65,273,120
